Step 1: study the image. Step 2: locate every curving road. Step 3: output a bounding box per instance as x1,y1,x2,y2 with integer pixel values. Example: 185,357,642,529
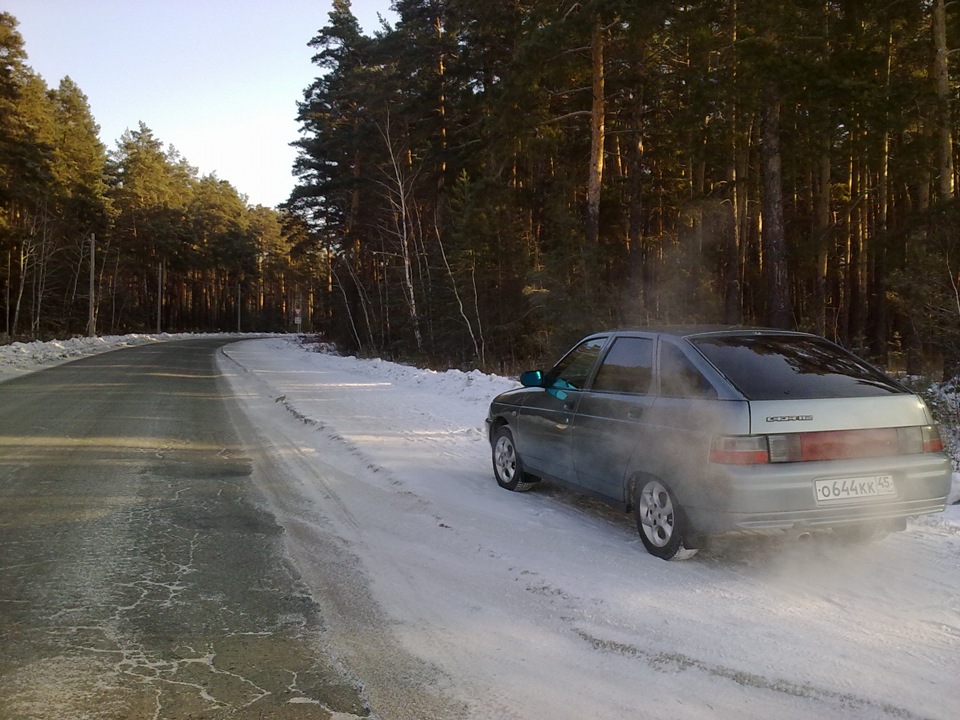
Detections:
0,339,368,718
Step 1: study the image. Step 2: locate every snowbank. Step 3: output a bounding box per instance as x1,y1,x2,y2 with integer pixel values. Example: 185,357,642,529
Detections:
0,333,231,379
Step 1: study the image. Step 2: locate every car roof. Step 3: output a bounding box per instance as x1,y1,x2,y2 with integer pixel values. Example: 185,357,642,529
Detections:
590,326,819,341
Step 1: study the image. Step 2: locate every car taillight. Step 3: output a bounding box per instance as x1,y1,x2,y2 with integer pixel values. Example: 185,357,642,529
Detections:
709,436,769,465
782,428,900,461
710,425,944,465
920,425,944,453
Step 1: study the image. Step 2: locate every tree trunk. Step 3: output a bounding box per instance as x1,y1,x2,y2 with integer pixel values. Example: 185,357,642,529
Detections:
723,0,742,325
157,259,163,334
434,13,447,186
760,96,792,328
13,236,32,337
846,149,865,346
814,149,831,338
723,163,744,325
867,29,894,361
932,0,955,201
377,114,423,353
586,17,605,247
4,246,11,337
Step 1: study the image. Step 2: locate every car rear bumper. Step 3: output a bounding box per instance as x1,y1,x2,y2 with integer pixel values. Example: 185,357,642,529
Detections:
685,453,952,533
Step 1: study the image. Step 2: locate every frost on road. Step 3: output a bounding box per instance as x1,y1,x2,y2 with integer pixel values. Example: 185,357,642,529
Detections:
219,337,960,720
0,339,369,719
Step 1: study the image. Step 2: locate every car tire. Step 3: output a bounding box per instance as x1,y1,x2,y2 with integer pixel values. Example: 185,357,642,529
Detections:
633,478,698,560
492,426,536,492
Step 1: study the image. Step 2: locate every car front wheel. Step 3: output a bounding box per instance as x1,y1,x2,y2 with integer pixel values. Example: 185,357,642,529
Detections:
492,426,536,492
634,478,697,560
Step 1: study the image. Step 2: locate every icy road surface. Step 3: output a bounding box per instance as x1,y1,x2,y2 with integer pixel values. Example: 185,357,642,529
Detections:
215,337,960,720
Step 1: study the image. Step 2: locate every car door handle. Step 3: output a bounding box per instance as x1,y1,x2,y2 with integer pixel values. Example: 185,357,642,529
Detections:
627,408,644,419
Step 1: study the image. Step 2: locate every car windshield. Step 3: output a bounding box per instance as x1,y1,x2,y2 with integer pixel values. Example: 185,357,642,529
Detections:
690,334,904,400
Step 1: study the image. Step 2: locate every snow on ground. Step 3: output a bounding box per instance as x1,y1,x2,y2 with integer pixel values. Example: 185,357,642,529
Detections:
216,336,960,720
4,334,960,719
0,333,240,379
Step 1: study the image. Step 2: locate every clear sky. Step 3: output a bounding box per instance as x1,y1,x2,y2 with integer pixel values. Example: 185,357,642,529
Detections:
5,0,394,208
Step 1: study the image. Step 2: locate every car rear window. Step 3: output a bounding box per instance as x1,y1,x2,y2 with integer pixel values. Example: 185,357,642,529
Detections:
690,335,905,400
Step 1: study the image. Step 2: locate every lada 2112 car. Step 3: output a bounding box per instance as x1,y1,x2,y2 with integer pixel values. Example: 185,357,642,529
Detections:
486,328,952,560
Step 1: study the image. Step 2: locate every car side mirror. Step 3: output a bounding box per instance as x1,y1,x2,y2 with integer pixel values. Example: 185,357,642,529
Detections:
520,370,543,387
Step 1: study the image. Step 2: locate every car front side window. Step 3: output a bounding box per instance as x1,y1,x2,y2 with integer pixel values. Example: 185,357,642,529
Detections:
547,338,606,390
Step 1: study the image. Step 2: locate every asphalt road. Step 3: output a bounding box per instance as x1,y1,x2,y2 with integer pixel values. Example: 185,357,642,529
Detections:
0,339,368,719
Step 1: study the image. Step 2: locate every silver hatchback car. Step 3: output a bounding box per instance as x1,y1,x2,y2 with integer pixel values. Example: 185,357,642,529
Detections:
486,328,952,560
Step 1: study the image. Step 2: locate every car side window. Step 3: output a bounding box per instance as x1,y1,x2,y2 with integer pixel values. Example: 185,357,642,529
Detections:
548,338,606,390
592,337,653,394
659,341,717,399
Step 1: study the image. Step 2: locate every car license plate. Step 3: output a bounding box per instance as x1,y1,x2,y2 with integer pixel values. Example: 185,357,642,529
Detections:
814,475,896,503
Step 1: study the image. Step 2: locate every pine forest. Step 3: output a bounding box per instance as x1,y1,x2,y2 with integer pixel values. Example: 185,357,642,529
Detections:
1,1,958,377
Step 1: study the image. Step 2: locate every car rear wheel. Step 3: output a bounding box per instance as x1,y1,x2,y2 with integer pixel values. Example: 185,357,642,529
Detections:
492,426,536,492
634,478,697,560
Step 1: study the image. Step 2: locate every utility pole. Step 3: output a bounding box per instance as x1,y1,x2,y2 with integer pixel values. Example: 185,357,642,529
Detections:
157,260,163,334
87,233,96,337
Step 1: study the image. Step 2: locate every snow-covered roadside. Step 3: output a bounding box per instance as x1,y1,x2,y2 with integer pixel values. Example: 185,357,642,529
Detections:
216,336,960,720
0,333,243,382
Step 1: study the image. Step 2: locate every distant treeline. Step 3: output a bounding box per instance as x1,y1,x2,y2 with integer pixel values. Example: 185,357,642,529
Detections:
3,3,959,376
0,12,313,339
